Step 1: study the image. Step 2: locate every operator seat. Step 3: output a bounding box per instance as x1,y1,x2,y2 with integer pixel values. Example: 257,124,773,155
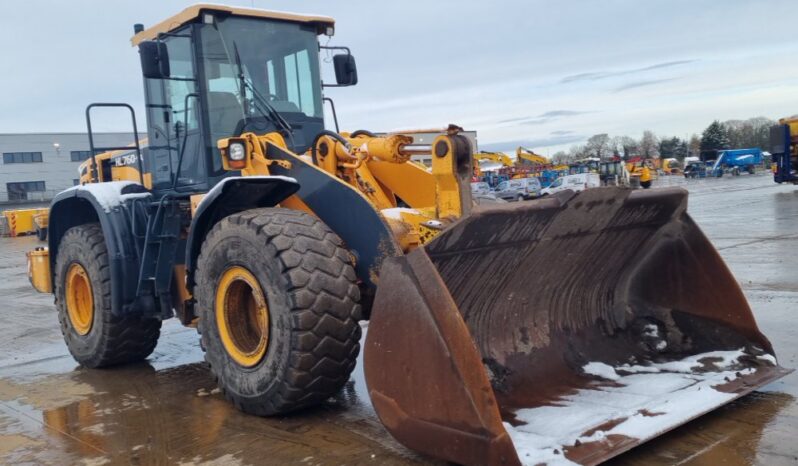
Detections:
207,91,244,139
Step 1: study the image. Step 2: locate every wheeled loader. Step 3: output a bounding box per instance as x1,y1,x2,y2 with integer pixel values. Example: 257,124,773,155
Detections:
27,5,789,465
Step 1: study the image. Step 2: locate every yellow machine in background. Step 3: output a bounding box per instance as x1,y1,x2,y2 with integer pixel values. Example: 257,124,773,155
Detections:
662,157,683,174
1,208,49,238
473,150,513,176
515,146,549,165
772,116,798,184
627,160,656,188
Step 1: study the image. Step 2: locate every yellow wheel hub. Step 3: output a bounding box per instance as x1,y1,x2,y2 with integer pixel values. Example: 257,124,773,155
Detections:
65,263,94,335
215,266,270,367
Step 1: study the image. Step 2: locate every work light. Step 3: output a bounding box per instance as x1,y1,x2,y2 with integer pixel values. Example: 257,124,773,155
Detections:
229,142,246,161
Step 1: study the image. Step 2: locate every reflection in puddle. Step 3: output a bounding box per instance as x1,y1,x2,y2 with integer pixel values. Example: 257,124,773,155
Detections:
607,391,794,465
0,324,431,465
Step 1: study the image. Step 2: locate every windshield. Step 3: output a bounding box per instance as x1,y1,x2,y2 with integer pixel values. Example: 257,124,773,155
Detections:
198,16,324,158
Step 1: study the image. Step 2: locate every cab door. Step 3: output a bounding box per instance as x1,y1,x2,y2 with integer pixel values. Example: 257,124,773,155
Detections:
143,29,205,193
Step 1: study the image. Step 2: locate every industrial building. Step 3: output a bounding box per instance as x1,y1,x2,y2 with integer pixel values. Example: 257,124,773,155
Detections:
0,132,135,204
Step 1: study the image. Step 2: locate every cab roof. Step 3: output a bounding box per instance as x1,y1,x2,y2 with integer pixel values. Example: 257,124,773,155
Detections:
131,3,335,46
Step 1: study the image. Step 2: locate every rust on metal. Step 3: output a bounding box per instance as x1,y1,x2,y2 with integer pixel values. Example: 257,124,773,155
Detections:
364,187,790,466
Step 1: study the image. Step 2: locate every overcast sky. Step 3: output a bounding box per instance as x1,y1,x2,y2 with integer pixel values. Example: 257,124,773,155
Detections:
1,0,797,153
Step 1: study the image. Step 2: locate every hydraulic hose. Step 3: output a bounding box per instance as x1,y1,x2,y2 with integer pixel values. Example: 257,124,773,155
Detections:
350,129,377,138
311,130,351,165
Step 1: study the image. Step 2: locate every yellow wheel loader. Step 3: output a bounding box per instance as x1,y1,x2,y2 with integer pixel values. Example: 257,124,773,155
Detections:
26,4,789,465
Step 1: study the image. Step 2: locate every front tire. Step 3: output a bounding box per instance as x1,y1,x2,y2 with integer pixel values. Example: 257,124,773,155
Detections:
195,208,361,415
55,224,161,368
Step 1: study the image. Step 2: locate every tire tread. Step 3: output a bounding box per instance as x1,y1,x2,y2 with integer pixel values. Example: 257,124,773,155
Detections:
55,223,161,368
196,208,361,415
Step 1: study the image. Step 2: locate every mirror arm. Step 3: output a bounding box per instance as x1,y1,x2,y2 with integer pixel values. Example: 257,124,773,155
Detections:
320,45,352,55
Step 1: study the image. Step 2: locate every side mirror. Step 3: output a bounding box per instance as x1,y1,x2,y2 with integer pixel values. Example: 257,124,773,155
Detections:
139,40,170,79
333,54,358,86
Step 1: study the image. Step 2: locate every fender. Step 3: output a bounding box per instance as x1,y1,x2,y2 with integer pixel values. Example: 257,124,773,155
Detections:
184,176,300,290
265,143,404,292
48,182,152,316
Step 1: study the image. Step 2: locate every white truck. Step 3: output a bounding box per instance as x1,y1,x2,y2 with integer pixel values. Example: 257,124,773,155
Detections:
540,173,600,196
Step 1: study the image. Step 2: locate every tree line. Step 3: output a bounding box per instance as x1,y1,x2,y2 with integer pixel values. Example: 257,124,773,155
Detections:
550,116,776,164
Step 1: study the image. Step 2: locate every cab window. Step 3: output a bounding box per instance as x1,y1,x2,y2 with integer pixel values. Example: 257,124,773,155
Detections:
266,49,320,117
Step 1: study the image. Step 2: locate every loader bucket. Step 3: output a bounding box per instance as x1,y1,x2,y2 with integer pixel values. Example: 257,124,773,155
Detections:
364,187,790,466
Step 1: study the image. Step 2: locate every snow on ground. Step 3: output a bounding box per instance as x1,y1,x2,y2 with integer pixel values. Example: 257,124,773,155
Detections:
505,348,774,466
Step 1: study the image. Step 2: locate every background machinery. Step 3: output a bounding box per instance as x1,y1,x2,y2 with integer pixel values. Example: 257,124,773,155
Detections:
661,157,682,175
771,116,797,184
708,148,762,177
0,207,48,238
515,146,549,166
473,150,514,185
26,5,788,465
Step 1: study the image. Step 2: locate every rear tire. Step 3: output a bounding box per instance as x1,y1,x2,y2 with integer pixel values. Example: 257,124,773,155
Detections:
195,208,361,415
55,224,161,368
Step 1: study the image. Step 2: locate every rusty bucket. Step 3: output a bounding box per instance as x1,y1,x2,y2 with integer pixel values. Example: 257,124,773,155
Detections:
364,187,789,466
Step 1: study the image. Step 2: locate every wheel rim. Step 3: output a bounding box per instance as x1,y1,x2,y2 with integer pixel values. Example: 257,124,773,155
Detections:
215,266,270,367
66,263,93,335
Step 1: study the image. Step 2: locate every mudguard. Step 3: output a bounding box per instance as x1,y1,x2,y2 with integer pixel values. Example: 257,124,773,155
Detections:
265,144,404,291
48,182,152,316
184,176,300,289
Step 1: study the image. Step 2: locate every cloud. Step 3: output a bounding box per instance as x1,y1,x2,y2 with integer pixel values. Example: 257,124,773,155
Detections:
538,110,589,118
613,78,677,92
498,116,533,124
500,110,591,126
550,130,575,135
519,119,551,125
561,60,697,83
481,134,586,152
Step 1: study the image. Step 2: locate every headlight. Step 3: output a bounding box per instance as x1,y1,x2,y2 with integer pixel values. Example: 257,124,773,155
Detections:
229,142,246,161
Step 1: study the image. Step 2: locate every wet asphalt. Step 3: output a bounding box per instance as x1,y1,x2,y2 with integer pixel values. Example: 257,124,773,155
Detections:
0,172,796,465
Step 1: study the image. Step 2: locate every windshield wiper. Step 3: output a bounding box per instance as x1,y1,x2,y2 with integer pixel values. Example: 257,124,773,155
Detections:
232,42,293,135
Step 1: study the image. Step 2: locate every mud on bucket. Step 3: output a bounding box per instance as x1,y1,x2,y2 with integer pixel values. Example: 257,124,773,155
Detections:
364,187,790,466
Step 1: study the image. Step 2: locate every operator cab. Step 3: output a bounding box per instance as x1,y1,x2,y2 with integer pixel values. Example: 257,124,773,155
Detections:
94,4,356,195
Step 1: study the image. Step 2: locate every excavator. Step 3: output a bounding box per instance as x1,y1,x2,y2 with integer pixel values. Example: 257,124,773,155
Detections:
516,146,549,165
473,150,514,176
474,149,553,186
25,5,789,465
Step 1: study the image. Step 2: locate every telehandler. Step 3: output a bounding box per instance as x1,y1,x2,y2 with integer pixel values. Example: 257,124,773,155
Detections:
27,5,789,465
